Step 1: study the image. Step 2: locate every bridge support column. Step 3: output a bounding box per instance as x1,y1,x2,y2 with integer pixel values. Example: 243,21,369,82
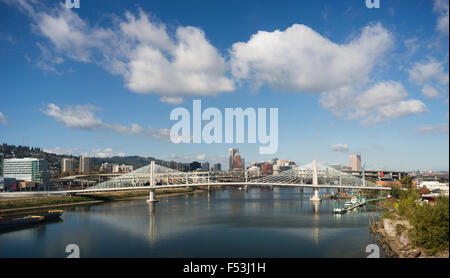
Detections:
310,160,321,202
147,161,158,203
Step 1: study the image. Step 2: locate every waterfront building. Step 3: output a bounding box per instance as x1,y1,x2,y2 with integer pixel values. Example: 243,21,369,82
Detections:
79,155,91,173
61,158,74,173
2,158,49,186
0,177,16,191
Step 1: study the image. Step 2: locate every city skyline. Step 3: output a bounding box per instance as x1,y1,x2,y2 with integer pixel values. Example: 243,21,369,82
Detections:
0,0,448,171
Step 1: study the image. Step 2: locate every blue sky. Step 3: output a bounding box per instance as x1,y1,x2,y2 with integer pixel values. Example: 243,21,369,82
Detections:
0,0,448,171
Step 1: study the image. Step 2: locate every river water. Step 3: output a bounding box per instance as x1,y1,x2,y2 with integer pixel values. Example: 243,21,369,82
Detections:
0,187,385,258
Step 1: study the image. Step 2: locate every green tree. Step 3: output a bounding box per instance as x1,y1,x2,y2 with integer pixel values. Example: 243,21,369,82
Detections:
400,176,413,188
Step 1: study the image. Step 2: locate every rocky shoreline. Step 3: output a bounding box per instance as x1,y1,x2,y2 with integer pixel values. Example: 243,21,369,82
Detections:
373,217,449,258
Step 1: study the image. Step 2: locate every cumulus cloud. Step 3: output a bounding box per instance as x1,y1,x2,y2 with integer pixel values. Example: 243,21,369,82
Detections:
41,103,107,130
124,17,235,96
229,23,393,92
331,144,349,153
41,103,171,142
0,112,8,124
113,123,145,135
408,59,449,85
421,84,440,99
417,123,449,134
433,0,449,36
5,2,234,102
320,81,426,125
148,126,171,142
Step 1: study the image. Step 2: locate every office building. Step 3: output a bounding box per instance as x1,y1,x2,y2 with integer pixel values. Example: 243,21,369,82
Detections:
61,158,74,173
350,155,362,171
79,155,91,173
229,148,239,170
190,161,201,171
0,177,16,192
201,162,210,171
212,163,222,171
2,158,49,186
261,163,273,176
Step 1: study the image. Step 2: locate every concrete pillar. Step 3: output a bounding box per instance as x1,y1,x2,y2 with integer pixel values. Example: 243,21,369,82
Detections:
147,161,158,203
310,160,321,202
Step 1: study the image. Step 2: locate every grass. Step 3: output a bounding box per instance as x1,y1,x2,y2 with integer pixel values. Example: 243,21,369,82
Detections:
0,187,196,211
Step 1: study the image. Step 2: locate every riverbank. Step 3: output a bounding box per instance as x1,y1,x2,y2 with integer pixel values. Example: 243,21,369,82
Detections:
0,186,218,214
372,195,449,258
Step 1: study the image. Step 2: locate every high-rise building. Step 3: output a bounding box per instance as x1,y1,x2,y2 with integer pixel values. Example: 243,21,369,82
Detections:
201,162,210,171
228,148,239,170
212,163,222,171
189,161,201,171
100,162,113,173
350,155,362,171
61,158,74,173
79,155,91,173
2,158,49,185
233,153,243,170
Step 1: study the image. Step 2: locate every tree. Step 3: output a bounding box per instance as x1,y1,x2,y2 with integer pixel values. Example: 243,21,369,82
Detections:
400,176,413,188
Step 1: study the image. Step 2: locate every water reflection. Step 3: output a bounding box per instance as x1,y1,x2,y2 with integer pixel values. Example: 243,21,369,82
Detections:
0,187,383,258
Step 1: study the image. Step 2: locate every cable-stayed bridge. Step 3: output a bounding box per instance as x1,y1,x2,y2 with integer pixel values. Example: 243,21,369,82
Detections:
0,160,390,200
50,160,390,202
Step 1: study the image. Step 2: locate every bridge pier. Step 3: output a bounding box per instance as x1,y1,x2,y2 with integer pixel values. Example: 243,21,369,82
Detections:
147,161,158,203
309,160,321,202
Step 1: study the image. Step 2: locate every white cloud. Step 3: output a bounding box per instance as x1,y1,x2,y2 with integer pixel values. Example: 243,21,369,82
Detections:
42,103,107,130
0,112,8,124
433,0,449,36
113,123,145,135
160,96,184,105
125,25,234,97
417,123,449,134
331,144,349,153
148,126,171,142
5,2,234,102
91,147,115,158
378,100,427,119
229,23,393,92
408,59,449,85
44,146,80,155
196,154,206,161
421,84,440,99
320,81,426,124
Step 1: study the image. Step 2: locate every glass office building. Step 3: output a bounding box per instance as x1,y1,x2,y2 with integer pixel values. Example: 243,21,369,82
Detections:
2,158,50,186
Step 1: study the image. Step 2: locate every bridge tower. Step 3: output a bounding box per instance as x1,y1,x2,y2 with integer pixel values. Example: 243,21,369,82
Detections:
310,160,321,202
147,161,158,203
